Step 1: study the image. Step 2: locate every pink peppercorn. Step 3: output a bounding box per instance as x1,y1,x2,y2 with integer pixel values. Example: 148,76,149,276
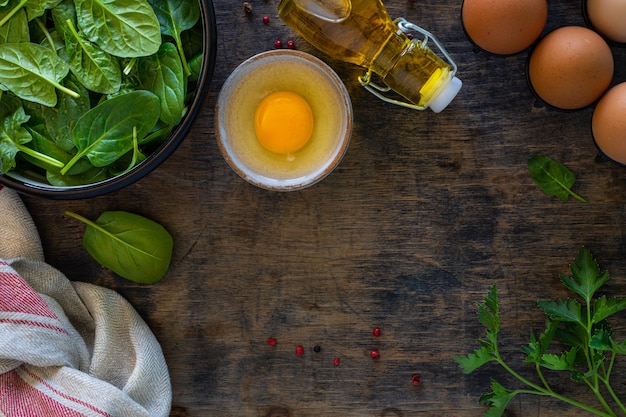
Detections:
372,327,381,337
286,39,295,49
333,358,341,366
267,337,276,347
412,374,421,386
274,39,283,49
295,345,305,356
262,16,270,24
370,350,380,359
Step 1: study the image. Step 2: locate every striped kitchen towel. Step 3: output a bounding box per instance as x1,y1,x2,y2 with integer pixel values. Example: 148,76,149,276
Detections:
0,186,171,417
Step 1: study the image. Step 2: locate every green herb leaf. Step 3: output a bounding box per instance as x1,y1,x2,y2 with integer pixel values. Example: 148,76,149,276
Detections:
555,322,589,350
66,210,173,284
0,42,78,106
0,4,28,43
589,325,614,351
0,93,32,173
61,90,160,174
1,0,201,186
139,42,185,125
479,380,515,417
148,0,200,76
612,340,626,355
537,299,583,325
561,246,608,303
453,345,494,374
478,284,500,334
593,295,626,324
456,248,626,416
75,0,161,58
527,154,587,203
63,19,122,94
522,319,559,363
47,166,107,185
540,347,577,371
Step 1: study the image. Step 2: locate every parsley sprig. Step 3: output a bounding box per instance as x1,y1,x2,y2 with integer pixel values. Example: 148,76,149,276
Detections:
454,247,626,416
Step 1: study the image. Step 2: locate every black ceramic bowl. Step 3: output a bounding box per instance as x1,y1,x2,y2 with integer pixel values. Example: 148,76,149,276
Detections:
0,0,217,200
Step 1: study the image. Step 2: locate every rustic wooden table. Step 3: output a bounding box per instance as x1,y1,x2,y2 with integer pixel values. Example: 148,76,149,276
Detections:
17,0,626,416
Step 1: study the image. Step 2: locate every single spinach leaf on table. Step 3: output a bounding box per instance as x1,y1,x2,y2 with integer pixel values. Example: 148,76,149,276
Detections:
148,0,200,76
0,42,78,106
63,19,121,94
61,90,160,174
75,0,161,58
528,154,588,203
65,210,174,284
139,42,185,125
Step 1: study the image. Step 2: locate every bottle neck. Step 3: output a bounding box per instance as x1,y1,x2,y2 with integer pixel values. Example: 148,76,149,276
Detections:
376,33,452,107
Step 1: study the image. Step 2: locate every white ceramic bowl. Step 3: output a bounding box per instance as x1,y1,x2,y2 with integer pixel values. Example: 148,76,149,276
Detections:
215,49,353,191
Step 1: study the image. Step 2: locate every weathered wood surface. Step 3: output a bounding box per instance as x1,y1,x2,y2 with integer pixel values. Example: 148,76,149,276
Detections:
19,0,626,416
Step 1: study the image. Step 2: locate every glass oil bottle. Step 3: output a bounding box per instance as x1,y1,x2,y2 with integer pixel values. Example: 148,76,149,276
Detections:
277,0,462,112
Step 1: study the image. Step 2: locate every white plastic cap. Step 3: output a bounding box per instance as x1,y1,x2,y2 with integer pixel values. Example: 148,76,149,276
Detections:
428,76,462,113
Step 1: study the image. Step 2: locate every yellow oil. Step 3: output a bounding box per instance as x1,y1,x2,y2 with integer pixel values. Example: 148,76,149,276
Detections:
278,0,451,106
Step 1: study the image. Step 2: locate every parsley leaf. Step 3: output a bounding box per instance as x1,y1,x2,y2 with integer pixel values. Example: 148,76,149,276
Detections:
456,247,626,417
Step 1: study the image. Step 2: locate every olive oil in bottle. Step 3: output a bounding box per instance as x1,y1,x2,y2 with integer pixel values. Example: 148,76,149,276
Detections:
278,0,461,112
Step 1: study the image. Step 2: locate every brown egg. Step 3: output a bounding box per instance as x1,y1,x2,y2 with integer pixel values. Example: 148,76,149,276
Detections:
592,82,626,165
586,0,626,44
528,26,614,110
462,0,547,55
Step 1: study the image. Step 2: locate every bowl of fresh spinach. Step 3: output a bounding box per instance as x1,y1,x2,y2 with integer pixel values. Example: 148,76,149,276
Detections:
0,0,216,199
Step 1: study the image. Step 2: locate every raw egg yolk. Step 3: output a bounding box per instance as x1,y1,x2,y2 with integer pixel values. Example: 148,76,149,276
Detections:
254,91,314,154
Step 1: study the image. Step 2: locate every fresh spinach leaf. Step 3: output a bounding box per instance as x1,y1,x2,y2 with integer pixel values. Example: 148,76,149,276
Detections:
148,0,199,76
61,90,160,174
0,94,31,173
47,166,107,185
0,94,63,173
0,0,203,186
0,0,63,25
63,19,121,94
0,42,79,106
139,42,185,125
528,154,587,203
0,3,28,43
109,127,147,175
66,210,174,284
187,53,203,82
23,74,90,151
50,0,75,37
23,125,91,174
75,0,162,58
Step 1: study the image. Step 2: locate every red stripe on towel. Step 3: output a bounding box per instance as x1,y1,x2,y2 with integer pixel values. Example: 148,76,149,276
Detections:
0,319,69,335
0,268,59,319
0,367,112,417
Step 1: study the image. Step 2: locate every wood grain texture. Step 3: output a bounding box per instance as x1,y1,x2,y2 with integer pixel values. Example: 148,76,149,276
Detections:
17,0,626,416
